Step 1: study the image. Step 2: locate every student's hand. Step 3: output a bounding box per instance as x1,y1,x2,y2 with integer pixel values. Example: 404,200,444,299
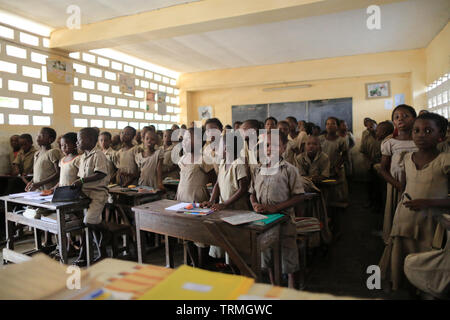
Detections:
158,184,166,192
264,204,279,214
25,181,34,192
72,179,83,189
253,203,267,213
393,181,404,192
211,203,226,212
403,199,431,211
200,201,213,208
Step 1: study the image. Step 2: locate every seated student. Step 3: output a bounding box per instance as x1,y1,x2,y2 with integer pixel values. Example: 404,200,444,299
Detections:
161,129,180,180
135,131,165,190
116,126,140,186
295,135,330,184
8,135,20,173
250,131,305,288
224,124,232,131
72,127,110,263
25,127,61,192
111,134,122,151
276,120,296,165
98,131,118,184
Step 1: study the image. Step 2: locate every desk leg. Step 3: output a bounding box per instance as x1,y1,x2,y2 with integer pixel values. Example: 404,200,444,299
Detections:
5,201,14,251
165,235,174,268
34,228,42,250
252,233,262,282
57,209,68,264
273,234,282,286
135,212,145,264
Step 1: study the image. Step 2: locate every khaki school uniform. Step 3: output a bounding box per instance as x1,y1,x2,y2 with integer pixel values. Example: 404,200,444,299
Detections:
210,158,250,260
202,141,220,174
9,150,19,172
32,148,62,190
115,146,139,185
360,133,381,165
437,138,450,153
295,151,330,178
379,152,449,291
59,156,80,186
250,159,305,274
176,154,214,203
380,138,418,244
135,149,163,188
78,149,109,225
318,135,349,203
103,147,118,184
161,144,180,179
12,146,36,175
293,131,307,153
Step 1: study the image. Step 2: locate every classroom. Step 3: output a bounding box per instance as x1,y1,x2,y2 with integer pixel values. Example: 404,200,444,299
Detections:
0,0,449,303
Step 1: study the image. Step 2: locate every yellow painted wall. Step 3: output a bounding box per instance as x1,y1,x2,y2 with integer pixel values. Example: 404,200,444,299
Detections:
179,49,428,139
425,22,450,84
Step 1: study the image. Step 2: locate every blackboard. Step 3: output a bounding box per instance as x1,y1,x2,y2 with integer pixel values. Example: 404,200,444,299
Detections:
268,102,307,122
231,104,268,123
232,98,352,131
308,98,353,132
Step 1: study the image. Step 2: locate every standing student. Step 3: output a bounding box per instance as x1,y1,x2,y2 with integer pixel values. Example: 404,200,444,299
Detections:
161,129,180,180
8,135,20,173
360,119,380,209
116,126,139,186
277,120,296,165
135,131,165,190
111,134,122,151
54,132,80,188
250,131,305,288
295,135,330,184
437,122,450,153
11,134,36,177
135,130,142,147
72,127,110,263
233,121,242,131
338,119,355,177
379,113,450,292
25,127,61,191
379,105,418,244
98,131,117,184
203,118,223,174
361,117,373,145
318,117,349,203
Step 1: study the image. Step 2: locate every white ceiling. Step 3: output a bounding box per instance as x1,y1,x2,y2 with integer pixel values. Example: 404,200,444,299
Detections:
0,0,201,26
0,0,448,73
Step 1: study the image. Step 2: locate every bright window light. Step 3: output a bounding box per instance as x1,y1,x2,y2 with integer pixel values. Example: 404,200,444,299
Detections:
89,67,102,77
154,74,162,82
8,80,28,92
97,82,109,92
97,107,109,116
105,71,116,80
42,38,49,48
111,61,122,71
24,99,42,111
135,90,145,98
0,60,17,73
111,109,122,118
118,98,128,107
97,57,109,67
135,68,144,76
0,96,19,109
0,10,53,37
124,64,134,73
19,32,39,46
69,52,80,59
31,52,47,64
33,116,50,125
141,80,149,88
32,84,49,95
0,25,14,39
82,53,96,63
129,122,139,129
0,113,3,124
9,114,29,125
91,119,103,128
117,121,128,129
42,97,53,113
73,91,87,101
22,66,41,78
145,71,153,79
129,100,139,108
81,79,95,89
105,120,116,129
82,106,96,115
105,96,116,105
124,110,133,118
70,105,79,113
73,63,86,74
74,118,88,127
90,94,102,104
111,85,121,94
145,113,154,120
135,111,144,119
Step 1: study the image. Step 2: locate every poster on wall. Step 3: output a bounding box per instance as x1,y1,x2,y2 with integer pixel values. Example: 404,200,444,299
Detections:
157,91,167,115
365,81,391,99
198,106,213,120
146,90,156,111
119,73,135,94
46,59,73,84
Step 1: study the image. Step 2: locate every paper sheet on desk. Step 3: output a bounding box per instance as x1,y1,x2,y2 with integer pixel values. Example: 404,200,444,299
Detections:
9,191,40,199
221,212,268,225
165,202,192,211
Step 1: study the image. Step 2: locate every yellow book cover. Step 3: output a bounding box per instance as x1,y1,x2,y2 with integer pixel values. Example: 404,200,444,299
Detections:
138,265,254,300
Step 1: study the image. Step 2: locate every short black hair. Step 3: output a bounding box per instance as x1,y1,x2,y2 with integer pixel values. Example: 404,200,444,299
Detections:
205,118,223,131
41,127,57,142
304,122,315,135
225,124,232,130
124,125,137,136
61,132,77,145
326,117,340,126
233,121,242,126
392,104,417,120
100,131,112,140
378,121,394,134
416,112,448,136
286,116,297,123
242,119,259,130
265,117,278,125
80,127,99,142
19,133,33,144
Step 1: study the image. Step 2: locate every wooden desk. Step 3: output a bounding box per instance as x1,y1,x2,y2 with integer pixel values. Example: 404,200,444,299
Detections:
132,199,287,285
1,194,92,265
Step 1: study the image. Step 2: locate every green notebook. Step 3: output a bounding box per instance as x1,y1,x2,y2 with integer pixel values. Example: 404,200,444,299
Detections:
250,213,285,226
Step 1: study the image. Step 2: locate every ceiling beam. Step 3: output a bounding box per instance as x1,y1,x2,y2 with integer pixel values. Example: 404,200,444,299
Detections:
50,0,404,52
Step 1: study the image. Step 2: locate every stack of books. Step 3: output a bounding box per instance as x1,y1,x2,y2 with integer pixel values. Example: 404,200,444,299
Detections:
294,217,322,234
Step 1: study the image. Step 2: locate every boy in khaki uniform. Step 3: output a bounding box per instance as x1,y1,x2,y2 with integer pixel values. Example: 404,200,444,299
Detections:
98,131,118,184
73,128,109,226
116,126,140,186
295,135,330,183
25,128,61,192
250,131,305,289
12,134,36,177
8,135,20,173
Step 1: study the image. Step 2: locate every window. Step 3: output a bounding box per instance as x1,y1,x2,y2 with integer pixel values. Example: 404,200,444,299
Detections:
82,106,96,115
8,80,28,92
22,66,41,78
9,114,29,125
32,115,50,125
427,73,450,119
20,32,39,46
6,45,27,59
24,99,42,111
97,107,109,116
74,118,88,127
0,60,17,73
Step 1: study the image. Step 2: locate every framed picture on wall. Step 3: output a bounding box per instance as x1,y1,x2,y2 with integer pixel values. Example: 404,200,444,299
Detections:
198,106,213,120
365,81,391,99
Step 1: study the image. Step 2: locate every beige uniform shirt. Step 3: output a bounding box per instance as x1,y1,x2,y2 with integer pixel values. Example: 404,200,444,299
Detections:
9,150,19,172
176,154,214,203
318,135,348,175
13,146,36,175
162,144,180,179
78,149,109,193
135,149,163,188
250,159,305,218
381,138,418,181
59,156,80,186
295,151,330,178
360,133,382,164
116,145,139,175
217,159,249,210
33,148,62,190
103,147,118,181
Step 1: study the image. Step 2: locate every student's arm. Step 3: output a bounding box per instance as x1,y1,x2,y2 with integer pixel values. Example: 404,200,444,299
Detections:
403,198,450,211
254,194,304,214
379,155,402,191
72,172,107,188
202,181,220,208
31,162,60,190
11,164,20,176
207,169,217,185
211,177,249,211
156,159,165,191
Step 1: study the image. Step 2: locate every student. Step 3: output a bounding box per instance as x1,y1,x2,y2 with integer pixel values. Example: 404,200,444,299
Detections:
285,116,298,140
250,131,305,288
161,129,180,180
277,120,296,165
135,130,142,147
98,131,118,184
224,124,232,131
318,117,349,203
312,125,321,137
25,127,61,191
379,105,418,244
295,135,330,184
8,135,20,173
361,117,373,144
295,120,308,154
176,128,216,203
239,119,261,178
264,117,277,133
72,127,110,263
11,134,36,177
203,118,223,173
135,131,164,190
54,132,80,188
233,121,242,131
116,126,139,186
156,130,164,147
338,119,355,177
111,134,122,151
360,119,380,209
379,113,450,292
437,122,450,153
